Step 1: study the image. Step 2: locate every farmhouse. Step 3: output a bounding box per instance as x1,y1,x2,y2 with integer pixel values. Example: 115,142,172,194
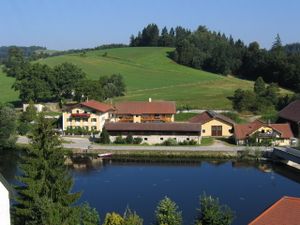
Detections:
113,99,176,123
234,120,293,146
62,100,114,132
278,100,300,137
249,196,300,225
189,110,235,137
104,122,202,144
0,174,11,225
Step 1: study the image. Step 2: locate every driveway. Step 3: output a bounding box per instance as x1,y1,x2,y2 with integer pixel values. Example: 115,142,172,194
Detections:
17,136,269,152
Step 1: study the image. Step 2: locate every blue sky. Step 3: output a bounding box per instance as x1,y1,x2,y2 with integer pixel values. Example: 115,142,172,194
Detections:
1,0,299,50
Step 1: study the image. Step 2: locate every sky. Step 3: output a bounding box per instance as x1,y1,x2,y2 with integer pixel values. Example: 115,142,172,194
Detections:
1,0,299,50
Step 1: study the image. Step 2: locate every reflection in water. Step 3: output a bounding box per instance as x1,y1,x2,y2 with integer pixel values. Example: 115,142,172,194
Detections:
1,151,300,225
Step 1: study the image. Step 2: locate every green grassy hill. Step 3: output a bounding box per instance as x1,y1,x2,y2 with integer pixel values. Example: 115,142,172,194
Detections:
0,69,19,103
0,47,292,109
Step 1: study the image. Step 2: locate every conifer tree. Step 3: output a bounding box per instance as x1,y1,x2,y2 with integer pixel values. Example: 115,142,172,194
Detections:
155,196,182,225
13,114,81,225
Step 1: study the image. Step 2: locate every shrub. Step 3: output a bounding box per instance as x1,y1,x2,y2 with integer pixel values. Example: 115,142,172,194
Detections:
125,134,134,144
99,128,110,144
114,136,126,144
155,196,182,225
18,122,31,135
133,137,143,144
162,138,178,146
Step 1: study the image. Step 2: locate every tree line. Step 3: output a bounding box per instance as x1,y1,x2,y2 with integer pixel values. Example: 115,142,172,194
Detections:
0,46,46,63
130,24,300,93
3,47,126,103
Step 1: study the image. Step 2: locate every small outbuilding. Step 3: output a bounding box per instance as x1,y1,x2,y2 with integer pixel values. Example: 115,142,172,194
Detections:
189,110,235,137
104,122,202,144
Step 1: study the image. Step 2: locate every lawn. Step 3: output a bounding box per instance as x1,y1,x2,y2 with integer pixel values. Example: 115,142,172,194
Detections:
175,113,198,121
0,47,292,109
0,69,19,104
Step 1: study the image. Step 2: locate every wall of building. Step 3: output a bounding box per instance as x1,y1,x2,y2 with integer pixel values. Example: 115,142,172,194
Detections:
63,107,111,132
109,134,201,145
236,138,291,146
201,119,233,137
0,182,10,225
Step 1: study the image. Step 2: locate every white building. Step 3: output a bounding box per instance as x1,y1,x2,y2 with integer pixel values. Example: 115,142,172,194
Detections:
0,174,11,225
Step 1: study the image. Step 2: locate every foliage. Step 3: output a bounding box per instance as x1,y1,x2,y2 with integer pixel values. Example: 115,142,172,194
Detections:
0,104,17,149
99,128,111,144
65,126,90,135
133,137,143,144
74,74,126,102
114,136,127,144
232,77,281,114
103,212,124,225
220,112,244,123
196,193,235,225
21,100,37,122
161,138,178,146
174,113,198,121
131,24,300,93
123,208,143,225
13,114,82,225
125,134,134,144
155,196,182,225
53,62,86,101
78,202,100,225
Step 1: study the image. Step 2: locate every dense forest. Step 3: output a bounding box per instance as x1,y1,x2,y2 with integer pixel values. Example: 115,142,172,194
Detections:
130,24,300,93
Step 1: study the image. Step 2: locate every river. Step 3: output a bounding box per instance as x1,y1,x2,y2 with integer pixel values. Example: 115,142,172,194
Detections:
1,151,300,225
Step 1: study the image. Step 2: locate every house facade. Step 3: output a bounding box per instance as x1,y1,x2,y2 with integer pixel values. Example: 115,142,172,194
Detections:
62,100,114,133
234,120,293,146
104,122,202,144
278,100,300,137
189,111,235,137
0,174,11,225
113,100,176,123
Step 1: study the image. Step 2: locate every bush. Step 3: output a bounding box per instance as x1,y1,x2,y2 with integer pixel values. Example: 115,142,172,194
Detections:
125,134,134,144
114,136,126,144
179,139,197,145
155,196,182,225
133,137,143,144
18,122,31,135
162,138,178,146
99,128,110,144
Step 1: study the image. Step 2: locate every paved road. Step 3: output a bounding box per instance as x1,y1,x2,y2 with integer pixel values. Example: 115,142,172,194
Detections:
17,136,270,152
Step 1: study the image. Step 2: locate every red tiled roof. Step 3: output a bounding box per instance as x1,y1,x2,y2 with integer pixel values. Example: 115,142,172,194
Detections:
105,122,201,132
234,120,293,140
189,110,235,125
115,101,176,115
249,196,300,225
279,100,300,123
77,100,113,113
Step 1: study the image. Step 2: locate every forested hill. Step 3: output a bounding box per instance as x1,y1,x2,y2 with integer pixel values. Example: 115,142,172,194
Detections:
130,24,300,93
0,46,46,63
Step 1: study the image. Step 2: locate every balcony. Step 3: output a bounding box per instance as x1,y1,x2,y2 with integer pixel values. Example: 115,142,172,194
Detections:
71,113,91,118
141,115,172,122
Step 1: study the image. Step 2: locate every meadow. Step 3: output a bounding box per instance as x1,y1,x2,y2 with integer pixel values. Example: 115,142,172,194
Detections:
1,47,292,109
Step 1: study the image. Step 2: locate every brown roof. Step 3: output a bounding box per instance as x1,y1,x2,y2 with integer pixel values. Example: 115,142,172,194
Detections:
115,101,176,115
234,120,294,140
189,110,235,125
279,100,300,123
75,100,113,113
249,196,300,225
105,122,201,133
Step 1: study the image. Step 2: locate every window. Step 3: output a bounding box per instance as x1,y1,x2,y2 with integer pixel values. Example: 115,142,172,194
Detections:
160,137,164,140
91,118,97,122
75,118,81,122
67,118,72,122
202,129,206,133
144,137,148,141
92,126,97,130
173,138,176,140
76,110,79,113
83,118,88,122
186,138,190,141
84,126,89,130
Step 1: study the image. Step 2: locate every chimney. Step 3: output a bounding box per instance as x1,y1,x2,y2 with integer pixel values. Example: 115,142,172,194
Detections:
149,98,152,102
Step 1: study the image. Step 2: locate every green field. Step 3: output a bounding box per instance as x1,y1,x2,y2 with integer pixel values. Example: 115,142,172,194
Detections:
0,69,19,103
0,47,292,108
